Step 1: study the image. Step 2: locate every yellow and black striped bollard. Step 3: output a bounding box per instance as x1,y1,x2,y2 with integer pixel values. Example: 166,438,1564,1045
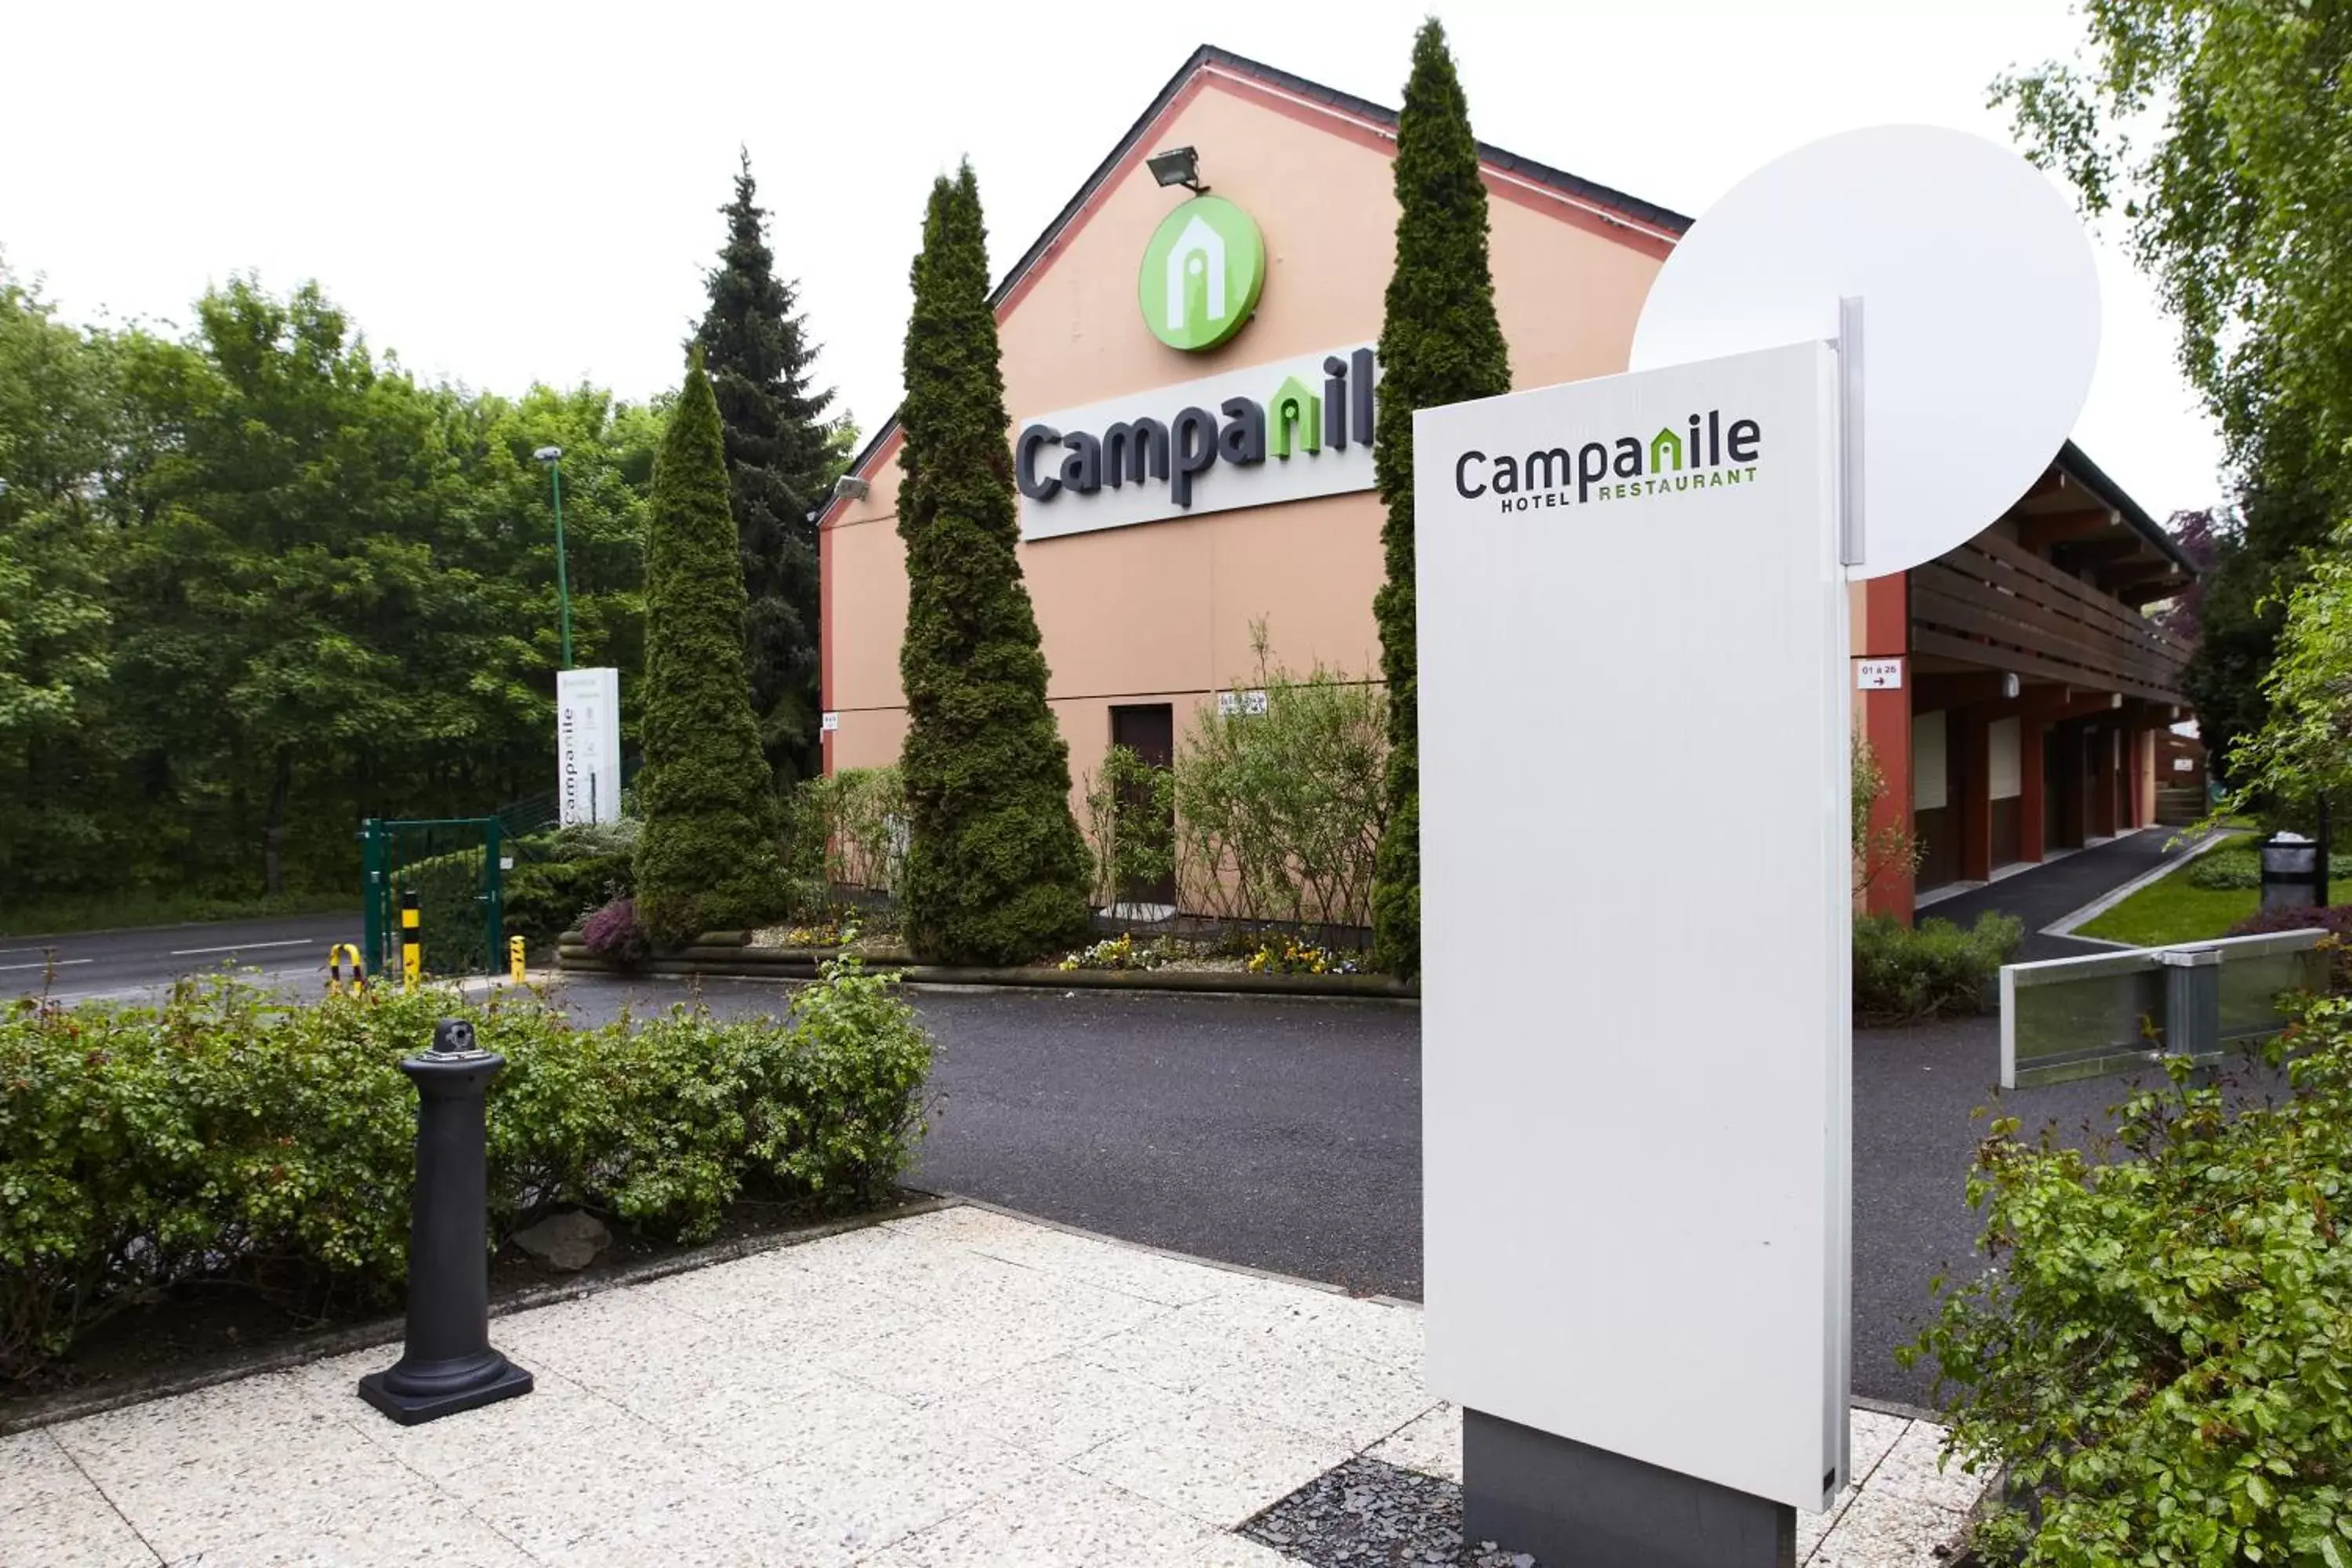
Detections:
401,891,421,993
508,935,527,983
328,942,365,996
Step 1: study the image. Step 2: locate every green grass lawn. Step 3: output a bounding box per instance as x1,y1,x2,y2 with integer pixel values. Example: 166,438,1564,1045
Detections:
0,889,353,939
2074,836,2257,947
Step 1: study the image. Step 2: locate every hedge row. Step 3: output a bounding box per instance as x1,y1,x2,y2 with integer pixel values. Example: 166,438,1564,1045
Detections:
0,959,933,1381
1853,911,2023,1025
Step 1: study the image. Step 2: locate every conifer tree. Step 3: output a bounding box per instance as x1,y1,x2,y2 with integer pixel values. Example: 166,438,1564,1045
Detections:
895,163,1091,964
633,351,784,946
691,150,842,788
1370,19,1512,982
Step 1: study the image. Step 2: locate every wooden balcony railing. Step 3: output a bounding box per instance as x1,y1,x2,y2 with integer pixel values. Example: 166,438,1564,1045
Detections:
1911,532,2192,704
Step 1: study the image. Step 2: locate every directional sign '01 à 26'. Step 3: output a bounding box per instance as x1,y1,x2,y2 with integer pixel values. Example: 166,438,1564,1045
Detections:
1417,340,1852,1514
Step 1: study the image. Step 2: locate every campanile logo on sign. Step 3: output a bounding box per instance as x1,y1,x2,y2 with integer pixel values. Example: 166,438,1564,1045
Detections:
1138,195,1265,350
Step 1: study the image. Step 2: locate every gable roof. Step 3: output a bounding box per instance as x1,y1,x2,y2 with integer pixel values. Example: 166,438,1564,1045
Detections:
817,43,1693,528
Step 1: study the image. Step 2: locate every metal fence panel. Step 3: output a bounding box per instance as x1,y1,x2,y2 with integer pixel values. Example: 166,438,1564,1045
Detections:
2001,930,2326,1089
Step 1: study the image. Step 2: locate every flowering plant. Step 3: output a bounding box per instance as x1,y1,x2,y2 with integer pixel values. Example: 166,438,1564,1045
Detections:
1057,934,1171,972
1245,937,1359,976
579,896,652,967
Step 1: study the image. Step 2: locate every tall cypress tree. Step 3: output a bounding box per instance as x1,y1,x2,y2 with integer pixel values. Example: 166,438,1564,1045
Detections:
895,163,1091,964
633,351,784,946
1370,20,1511,981
691,150,840,789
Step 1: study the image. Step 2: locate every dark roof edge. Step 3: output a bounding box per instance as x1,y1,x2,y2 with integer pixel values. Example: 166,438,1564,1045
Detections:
2056,439,2198,577
823,42,1693,506
1192,45,1693,238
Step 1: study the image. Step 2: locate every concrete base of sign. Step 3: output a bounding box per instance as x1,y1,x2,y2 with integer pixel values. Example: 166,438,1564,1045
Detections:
1461,1407,1796,1567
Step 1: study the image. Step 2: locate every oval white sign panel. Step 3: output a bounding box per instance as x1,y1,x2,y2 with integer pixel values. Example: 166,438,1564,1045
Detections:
1629,125,2100,579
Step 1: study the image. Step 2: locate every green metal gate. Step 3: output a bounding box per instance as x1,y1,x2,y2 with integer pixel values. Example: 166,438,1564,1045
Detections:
359,817,505,979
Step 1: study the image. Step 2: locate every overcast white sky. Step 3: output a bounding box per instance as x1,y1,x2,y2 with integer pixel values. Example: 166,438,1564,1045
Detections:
1,1,2225,519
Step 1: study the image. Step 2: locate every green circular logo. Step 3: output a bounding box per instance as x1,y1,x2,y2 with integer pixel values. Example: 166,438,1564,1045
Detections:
1138,195,1265,351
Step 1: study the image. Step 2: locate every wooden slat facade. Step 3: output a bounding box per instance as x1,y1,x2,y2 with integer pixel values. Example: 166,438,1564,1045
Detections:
1911,533,2192,703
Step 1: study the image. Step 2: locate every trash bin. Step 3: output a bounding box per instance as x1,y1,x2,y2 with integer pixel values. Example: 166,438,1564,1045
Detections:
2259,832,2321,912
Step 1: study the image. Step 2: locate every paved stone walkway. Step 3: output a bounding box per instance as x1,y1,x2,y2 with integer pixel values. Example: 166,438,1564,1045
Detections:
1921,825,2195,960
3,1206,1984,1566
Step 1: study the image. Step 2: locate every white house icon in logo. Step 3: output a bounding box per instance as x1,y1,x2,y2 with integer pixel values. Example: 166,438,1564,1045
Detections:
1164,214,1226,334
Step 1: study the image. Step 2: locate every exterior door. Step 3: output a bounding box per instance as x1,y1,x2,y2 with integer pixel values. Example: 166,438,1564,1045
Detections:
2041,723,2066,851
1108,704,1178,906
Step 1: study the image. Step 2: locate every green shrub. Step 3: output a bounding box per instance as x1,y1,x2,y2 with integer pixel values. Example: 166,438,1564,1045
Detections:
1907,1000,2352,1566
543,818,643,858
1852,912,2023,1024
1082,746,1175,909
1173,629,1388,934
400,826,641,963
397,844,496,975
504,848,634,946
0,962,933,1381
781,767,907,909
2188,841,2352,891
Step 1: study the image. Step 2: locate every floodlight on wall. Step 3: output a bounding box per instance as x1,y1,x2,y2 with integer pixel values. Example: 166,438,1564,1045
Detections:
832,474,870,503
1146,146,1207,193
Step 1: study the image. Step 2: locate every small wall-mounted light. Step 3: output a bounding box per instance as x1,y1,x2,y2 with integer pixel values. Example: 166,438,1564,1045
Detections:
1146,146,1207,193
2001,672,2021,700
832,474,871,503
2111,693,2125,709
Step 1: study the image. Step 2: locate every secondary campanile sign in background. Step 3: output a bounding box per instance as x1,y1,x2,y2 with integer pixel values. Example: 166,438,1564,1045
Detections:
1417,342,1851,1511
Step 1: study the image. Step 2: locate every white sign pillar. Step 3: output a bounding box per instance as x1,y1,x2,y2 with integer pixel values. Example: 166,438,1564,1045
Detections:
1419,342,1851,1552
1419,122,2103,1566
556,667,622,826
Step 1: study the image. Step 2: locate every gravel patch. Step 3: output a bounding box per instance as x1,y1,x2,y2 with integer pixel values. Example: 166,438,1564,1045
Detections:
1241,1454,1539,1567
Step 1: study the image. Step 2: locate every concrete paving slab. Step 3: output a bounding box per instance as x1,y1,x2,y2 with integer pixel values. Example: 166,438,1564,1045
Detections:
0,1204,1984,1567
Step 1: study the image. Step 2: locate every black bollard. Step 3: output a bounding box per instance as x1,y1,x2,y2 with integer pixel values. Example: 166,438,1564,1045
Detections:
358,1018,533,1425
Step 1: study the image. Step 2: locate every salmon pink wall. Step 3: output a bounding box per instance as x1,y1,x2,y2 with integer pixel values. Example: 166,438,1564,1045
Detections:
822,66,1671,809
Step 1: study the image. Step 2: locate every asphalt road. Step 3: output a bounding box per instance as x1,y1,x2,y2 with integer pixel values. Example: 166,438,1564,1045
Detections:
555,975,2157,1408
0,910,361,1004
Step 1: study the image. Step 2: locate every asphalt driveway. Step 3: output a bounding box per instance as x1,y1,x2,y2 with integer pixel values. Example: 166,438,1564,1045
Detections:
1,911,358,1005
556,976,2155,1407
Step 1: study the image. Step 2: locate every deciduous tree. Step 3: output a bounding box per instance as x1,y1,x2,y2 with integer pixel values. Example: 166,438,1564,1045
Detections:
1999,6,2352,786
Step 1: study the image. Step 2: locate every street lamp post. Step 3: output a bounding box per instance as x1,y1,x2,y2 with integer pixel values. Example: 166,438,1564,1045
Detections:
533,445,574,670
